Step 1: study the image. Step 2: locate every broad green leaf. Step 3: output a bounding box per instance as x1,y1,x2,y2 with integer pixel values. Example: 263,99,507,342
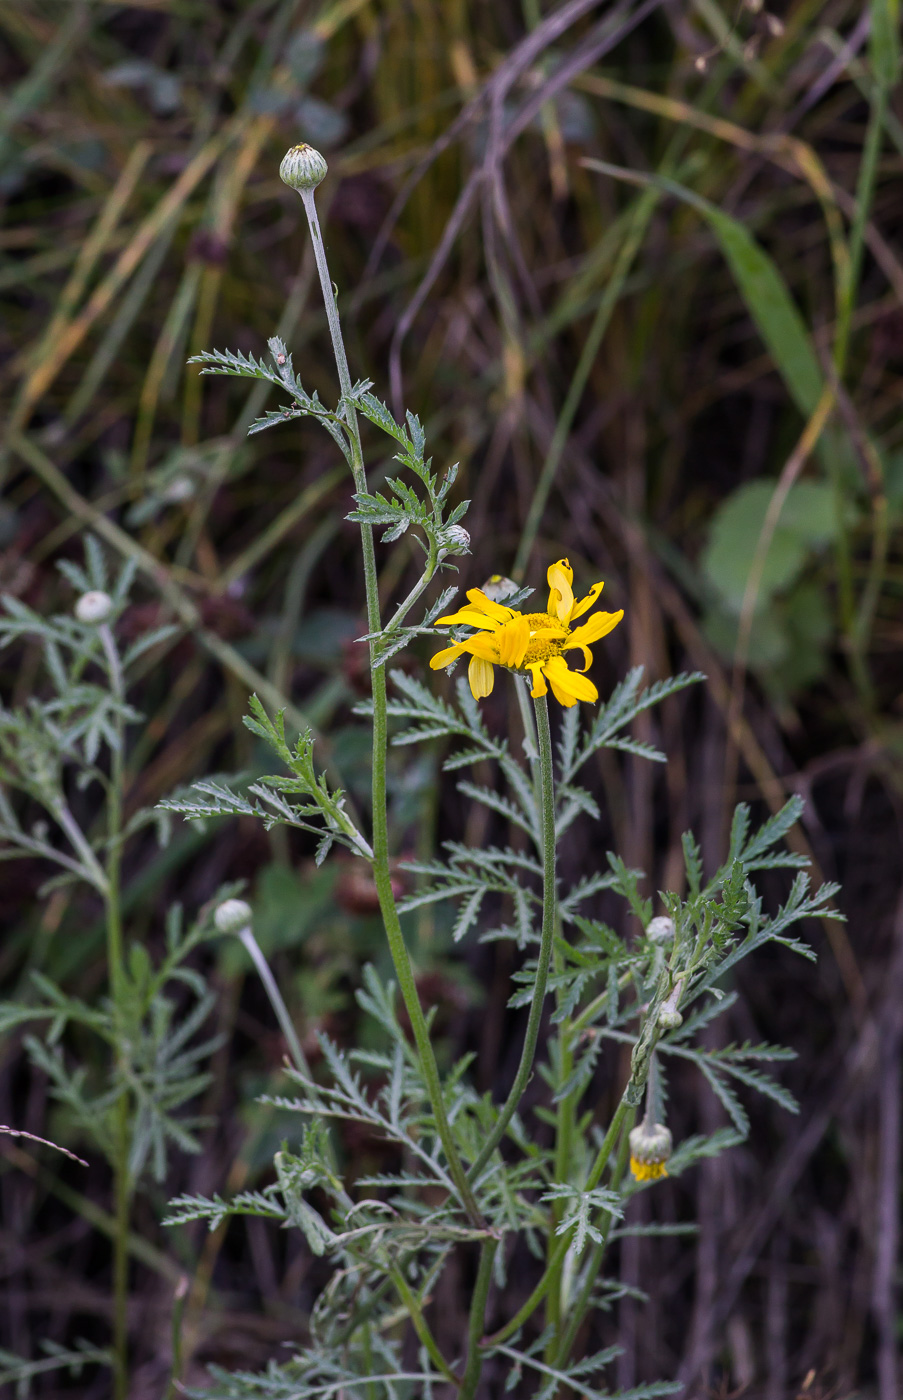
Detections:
701,479,838,612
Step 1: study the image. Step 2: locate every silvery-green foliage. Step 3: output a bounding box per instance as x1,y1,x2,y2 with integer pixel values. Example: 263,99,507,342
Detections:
0,541,221,1184
160,694,372,866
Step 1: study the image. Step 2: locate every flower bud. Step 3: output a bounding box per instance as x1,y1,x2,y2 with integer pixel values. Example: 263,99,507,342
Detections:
279,143,328,192
645,915,674,944
214,898,252,934
629,1121,673,1182
481,574,518,602
658,977,684,1030
75,590,113,625
440,524,471,556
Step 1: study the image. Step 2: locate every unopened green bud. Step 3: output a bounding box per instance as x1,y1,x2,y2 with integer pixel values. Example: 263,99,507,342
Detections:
280,143,328,192
75,590,113,625
214,898,252,934
658,977,684,1030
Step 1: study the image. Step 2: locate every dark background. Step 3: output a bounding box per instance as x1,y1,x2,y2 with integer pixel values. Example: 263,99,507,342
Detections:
0,2,901,1397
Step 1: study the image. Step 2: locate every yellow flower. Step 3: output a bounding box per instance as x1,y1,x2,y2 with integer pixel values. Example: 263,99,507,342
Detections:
430,558,623,707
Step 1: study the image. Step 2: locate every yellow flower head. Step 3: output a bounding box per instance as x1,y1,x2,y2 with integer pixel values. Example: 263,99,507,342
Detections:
430,559,624,707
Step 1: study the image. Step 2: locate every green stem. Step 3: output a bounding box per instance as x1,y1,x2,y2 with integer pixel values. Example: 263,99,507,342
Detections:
585,1093,632,1193
555,1103,634,1364
459,1238,499,1400
100,623,129,1400
390,1264,458,1386
298,186,481,1227
385,543,438,631
545,991,573,1347
485,1096,635,1352
237,926,312,1080
483,1235,569,1348
833,84,889,378
467,693,557,1183
831,82,888,706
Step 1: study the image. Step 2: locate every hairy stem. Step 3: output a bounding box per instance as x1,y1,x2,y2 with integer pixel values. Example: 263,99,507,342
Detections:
468,692,557,1182
458,1237,499,1399
298,186,481,1226
237,925,312,1079
100,622,129,1400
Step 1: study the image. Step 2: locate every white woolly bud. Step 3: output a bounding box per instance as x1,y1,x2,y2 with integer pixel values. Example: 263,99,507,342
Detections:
279,143,328,192
214,898,252,934
440,524,471,555
629,1120,673,1179
75,590,113,625
645,915,675,944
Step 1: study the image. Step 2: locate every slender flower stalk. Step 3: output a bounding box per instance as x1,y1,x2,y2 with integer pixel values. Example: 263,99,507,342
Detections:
291,159,482,1228
468,693,557,1181
98,616,129,1400
458,1237,499,1400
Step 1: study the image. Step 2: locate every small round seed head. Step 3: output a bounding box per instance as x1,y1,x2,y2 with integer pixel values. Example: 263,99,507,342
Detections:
629,1121,673,1181
280,143,328,192
214,898,252,934
75,590,113,625
440,524,471,556
659,1007,684,1030
645,915,675,944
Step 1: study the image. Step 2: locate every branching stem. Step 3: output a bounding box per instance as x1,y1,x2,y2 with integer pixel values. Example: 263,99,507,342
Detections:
298,186,482,1227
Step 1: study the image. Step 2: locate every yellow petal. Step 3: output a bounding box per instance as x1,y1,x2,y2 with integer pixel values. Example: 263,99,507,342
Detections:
527,662,547,698
546,558,574,624
543,655,599,705
465,634,501,661
569,580,605,621
468,653,495,698
464,588,515,623
566,609,624,649
497,614,530,668
433,607,502,631
430,641,470,669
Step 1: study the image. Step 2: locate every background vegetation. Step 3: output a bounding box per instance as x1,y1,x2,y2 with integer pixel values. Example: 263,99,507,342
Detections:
0,0,900,1396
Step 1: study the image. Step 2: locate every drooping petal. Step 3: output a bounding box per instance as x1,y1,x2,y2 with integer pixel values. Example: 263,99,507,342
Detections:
464,588,516,623
526,662,547,698
568,580,605,621
433,607,503,631
543,655,599,705
566,608,624,649
546,558,574,623
430,640,471,670
468,653,495,698
497,614,530,668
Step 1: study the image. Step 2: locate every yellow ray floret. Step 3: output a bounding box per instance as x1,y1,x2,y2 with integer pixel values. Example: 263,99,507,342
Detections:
629,1156,668,1182
430,559,624,707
